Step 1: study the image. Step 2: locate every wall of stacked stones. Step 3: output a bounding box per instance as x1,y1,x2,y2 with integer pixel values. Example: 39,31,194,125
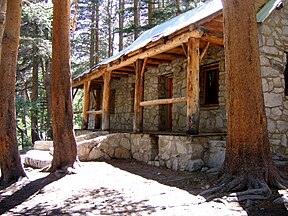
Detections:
109,46,227,133
258,5,288,158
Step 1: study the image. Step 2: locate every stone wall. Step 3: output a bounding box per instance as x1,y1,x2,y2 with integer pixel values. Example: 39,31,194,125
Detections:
258,4,288,158
103,4,288,157
110,76,135,130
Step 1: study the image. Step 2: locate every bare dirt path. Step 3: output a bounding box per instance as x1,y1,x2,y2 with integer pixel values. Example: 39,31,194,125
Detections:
0,159,287,216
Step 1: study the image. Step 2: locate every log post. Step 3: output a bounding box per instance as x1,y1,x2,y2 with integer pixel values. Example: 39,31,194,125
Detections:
133,59,145,132
94,88,101,129
102,71,111,131
186,37,200,134
82,81,91,129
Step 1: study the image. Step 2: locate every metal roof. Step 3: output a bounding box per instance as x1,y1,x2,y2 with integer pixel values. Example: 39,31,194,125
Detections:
74,0,223,80
73,0,281,80
257,0,282,22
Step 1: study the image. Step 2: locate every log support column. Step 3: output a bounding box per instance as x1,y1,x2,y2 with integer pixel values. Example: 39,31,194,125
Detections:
82,81,91,129
186,37,200,134
102,71,111,131
94,88,101,129
133,59,146,132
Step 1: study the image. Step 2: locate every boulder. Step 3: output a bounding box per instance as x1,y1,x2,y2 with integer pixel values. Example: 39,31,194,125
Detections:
24,150,52,168
186,159,204,172
204,140,226,168
34,141,53,151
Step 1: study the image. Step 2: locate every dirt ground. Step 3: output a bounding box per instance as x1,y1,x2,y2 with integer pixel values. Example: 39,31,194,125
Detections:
0,159,287,216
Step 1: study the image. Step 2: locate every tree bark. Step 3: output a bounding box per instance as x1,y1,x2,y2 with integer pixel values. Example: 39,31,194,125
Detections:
0,0,7,63
102,71,111,131
118,0,124,51
44,58,53,139
95,0,99,64
186,37,200,135
201,0,286,201
0,0,26,185
31,45,40,144
133,0,140,40
89,1,96,68
147,1,154,27
50,0,77,171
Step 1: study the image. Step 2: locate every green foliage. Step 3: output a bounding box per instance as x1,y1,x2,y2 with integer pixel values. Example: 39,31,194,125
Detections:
16,0,53,146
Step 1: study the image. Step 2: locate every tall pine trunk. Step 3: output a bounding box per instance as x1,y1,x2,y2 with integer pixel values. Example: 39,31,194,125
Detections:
223,0,275,180
133,0,140,40
201,0,286,201
0,0,7,63
50,0,77,171
0,0,26,185
89,1,96,68
118,0,124,51
31,46,40,144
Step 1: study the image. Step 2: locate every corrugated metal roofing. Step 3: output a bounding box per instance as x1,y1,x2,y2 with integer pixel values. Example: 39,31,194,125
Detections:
74,0,281,80
257,0,282,22
74,0,223,79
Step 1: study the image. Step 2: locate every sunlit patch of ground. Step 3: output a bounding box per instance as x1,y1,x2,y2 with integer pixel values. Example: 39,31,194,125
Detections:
0,160,287,215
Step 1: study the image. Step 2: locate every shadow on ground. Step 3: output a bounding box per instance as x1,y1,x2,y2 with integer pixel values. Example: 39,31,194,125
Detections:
9,187,159,215
0,173,64,214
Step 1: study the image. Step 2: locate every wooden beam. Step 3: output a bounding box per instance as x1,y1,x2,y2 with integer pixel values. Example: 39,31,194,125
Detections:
152,53,186,60
72,88,78,99
147,58,170,65
102,71,111,131
201,35,223,46
86,110,102,115
140,97,187,106
133,59,145,133
72,67,106,88
108,29,204,72
82,81,91,129
186,37,200,135
200,42,210,62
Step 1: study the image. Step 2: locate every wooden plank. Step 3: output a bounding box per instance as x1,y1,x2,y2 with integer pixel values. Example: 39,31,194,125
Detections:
82,81,91,129
201,34,223,46
200,42,210,62
133,59,145,132
102,71,111,131
86,110,102,115
186,37,200,135
140,97,187,106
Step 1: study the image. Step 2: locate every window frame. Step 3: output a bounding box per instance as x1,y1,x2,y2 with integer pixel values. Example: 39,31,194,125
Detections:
200,64,220,107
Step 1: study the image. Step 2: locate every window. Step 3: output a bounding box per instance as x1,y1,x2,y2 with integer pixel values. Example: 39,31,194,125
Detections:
200,64,219,106
285,52,288,96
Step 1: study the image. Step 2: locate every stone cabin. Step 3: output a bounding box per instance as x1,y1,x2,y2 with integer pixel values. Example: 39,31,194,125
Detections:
72,0,288,171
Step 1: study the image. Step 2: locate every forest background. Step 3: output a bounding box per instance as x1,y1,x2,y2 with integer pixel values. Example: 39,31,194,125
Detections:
16,0,207,149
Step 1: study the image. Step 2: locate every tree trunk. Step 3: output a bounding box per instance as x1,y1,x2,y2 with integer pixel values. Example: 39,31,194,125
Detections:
0,0,26,185
31,46,40,144
50,0,77,171
148,1,154,27
0,0,7,63
44,58,53,139
95,0,99,64
89,1,96,68
118,0,124,51
133,0,140,40
201,0,286,201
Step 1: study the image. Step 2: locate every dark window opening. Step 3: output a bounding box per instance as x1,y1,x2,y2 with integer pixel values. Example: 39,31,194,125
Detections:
110,89,116,114
158,74,173,131
200,64,219,106
285,52,288,96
